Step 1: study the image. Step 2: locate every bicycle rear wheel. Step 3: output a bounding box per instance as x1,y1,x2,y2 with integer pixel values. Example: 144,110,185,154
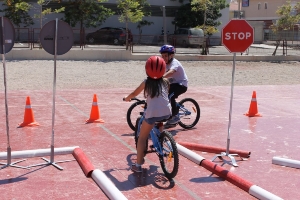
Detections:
127,101,146,131
159,131,179,179
178,98,200,129
134,117,148,153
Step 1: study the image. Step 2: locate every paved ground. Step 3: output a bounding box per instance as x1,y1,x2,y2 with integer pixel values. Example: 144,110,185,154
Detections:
0,85,299,199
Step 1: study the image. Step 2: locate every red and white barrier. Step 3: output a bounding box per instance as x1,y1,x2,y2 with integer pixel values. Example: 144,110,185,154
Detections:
178,142,251,158
0,147,128,200
72,147,95,177
176,143,283,200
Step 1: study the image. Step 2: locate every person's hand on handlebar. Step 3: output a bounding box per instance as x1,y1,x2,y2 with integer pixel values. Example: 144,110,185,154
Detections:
123,96,131,102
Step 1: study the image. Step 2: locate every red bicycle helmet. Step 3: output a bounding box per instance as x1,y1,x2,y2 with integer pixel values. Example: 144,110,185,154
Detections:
145,56,166,79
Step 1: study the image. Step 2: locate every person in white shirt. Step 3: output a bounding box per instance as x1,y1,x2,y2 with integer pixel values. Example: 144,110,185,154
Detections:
159,45,188,125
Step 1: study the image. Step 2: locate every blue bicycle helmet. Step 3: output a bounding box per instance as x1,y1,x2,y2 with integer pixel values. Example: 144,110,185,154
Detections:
159,45,175,54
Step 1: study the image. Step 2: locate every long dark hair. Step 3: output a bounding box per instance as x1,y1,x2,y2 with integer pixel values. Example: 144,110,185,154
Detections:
144,77,169,98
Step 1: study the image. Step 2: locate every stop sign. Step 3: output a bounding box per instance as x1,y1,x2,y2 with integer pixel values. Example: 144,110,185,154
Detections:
222,19,254,53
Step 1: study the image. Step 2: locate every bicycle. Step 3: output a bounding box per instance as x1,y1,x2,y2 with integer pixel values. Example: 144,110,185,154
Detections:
126,96,200,131
132,100,179,179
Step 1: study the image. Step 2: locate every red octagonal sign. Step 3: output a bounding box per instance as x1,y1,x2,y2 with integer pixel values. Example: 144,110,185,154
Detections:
222,19,254,53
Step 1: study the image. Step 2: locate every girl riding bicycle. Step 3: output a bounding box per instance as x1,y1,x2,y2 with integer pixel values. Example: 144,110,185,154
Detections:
124,56,171,173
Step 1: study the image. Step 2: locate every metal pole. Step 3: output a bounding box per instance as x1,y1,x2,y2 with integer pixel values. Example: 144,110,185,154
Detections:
211,52,246,167
1,17,10,164
163,6,167,44
226,52,236,155
238,0,241,19
28,19,75,170
50,18,58,163
1,17,28,170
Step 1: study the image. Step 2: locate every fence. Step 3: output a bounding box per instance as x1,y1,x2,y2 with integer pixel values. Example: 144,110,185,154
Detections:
11,28,300,56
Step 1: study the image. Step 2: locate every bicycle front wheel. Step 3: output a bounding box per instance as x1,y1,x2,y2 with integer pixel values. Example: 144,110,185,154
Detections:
159,131,179,179
178,98,200,129
127,101,146,131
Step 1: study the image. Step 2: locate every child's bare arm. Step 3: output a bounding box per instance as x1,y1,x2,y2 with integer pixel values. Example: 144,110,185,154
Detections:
124,81,145,101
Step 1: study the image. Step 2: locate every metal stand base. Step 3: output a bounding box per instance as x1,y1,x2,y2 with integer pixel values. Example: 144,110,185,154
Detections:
28,157,75,170
211,152,247,167
0,148,30,170
0,159,29,170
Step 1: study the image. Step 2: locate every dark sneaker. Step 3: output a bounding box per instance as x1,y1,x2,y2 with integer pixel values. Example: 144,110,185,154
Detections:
131,164,142,173
165,115,180,125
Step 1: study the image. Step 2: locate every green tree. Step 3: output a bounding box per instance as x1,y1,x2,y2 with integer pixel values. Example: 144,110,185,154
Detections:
1,0,34,41
136,20,154,44
174,0,228,30
64,0,113,29
1,0,34,28
117,0,149,49
173,0,228,54
34,0,65,30
270,0,300,56
63,0,114,46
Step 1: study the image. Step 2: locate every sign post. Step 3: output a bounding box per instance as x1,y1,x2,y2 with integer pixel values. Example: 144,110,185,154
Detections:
0,17,29,170
211,19,254,167
28,19,74,170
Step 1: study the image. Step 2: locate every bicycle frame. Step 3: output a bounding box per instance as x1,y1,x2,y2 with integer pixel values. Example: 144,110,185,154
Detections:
177,103,191,117
136,112,165,157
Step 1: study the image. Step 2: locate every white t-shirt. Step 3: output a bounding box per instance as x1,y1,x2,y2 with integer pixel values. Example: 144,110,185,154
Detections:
166,58,188,87
144,80,172,119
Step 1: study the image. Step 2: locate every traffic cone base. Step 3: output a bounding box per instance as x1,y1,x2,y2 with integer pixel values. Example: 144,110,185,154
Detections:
244,91,262,117
18,96,40,127
18,121,40,127
86,118,105,123
86,94,104,124
244,112,262,117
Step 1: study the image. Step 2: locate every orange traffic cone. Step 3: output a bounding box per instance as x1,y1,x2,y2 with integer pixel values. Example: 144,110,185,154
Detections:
18,96,40,127
244,91,262,117
86,94,104,123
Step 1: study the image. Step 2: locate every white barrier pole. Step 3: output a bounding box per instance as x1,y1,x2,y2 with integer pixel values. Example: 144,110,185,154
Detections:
272,157,300,169
249,185,283,200
0,146,78,160
91,169,128,200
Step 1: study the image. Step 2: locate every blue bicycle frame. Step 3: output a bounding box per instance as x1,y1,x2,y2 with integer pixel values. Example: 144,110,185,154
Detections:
136,112,165,156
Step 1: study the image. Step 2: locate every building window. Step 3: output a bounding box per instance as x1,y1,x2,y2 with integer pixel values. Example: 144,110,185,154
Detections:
265,3,267,9
258,3,261,10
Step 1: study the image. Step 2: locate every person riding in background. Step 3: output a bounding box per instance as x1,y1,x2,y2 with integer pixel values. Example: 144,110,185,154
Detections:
159,45,188,125
124,56,171,173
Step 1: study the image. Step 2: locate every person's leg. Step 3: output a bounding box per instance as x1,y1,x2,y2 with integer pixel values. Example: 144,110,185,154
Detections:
136,120,154,165
169,84,187,116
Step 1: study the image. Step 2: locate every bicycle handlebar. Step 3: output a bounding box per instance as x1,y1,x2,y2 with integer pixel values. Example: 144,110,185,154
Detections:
123,93,174,102
123,97,145,103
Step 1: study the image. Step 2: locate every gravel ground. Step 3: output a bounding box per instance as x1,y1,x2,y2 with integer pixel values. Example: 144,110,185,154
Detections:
0,60,299,91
